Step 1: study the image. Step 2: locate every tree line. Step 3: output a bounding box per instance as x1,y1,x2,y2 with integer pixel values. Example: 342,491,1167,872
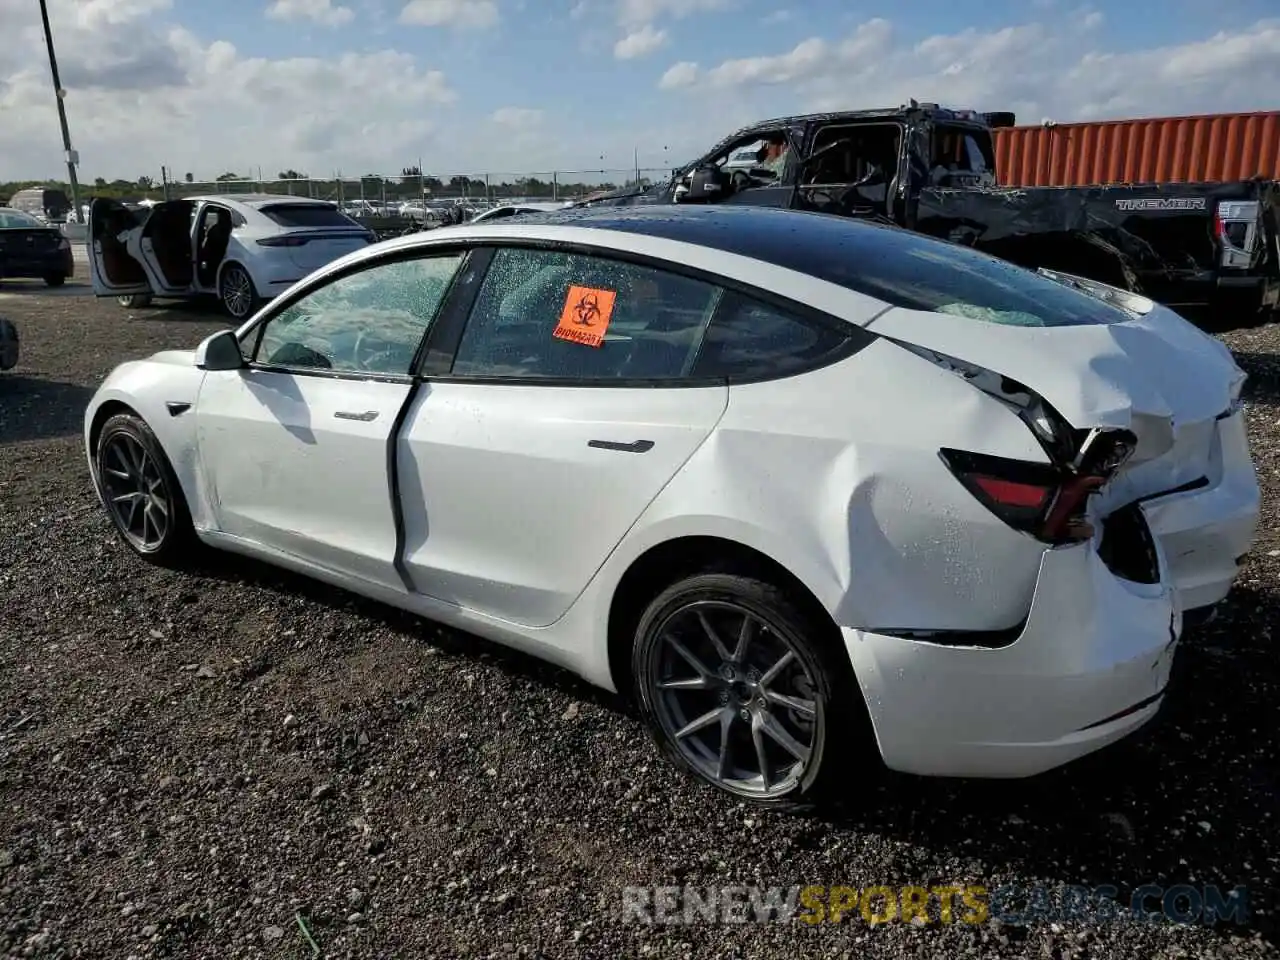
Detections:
2,165,662,205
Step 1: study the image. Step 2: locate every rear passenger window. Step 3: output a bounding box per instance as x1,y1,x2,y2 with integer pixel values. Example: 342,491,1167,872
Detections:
692,292,852,380
450,247,722,381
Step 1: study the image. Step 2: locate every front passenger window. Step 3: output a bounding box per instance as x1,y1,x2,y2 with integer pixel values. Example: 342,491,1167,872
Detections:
254,254,463,376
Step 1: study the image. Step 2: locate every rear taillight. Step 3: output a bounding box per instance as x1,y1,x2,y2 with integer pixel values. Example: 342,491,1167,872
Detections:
256,235,309,247
941,426,1136,545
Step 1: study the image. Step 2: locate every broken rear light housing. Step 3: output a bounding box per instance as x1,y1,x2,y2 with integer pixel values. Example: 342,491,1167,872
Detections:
940,426,1136,545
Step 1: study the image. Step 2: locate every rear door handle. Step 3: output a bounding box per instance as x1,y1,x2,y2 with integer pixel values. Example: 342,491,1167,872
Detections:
587,439,654,453
334,410,379,422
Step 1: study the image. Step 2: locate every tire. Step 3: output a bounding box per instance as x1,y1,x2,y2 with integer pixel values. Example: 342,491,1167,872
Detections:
631,572,864,811
218,263,259,321
93,412,197,567
0,317,18,371
117,294,153,309
44,274,66,288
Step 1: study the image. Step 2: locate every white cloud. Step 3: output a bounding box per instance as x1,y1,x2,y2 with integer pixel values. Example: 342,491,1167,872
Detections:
614,24,667,60
761,9,791,25
657,15,1280,133
617,0,729,27
265,0,356,27
3,3,1278,186
658,61,699,89
399,0,499,28
491,106,543,128
1080,10,1104,30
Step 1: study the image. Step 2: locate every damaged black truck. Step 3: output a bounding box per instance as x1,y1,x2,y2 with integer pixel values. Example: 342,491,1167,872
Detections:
579,104,1280,330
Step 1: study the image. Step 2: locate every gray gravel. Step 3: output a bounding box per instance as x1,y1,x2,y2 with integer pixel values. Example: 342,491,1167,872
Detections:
1,292,1277,959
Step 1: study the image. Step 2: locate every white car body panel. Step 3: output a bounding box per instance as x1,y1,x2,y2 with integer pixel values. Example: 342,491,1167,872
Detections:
398,382,729,627
195,369,409,587
83,211,1261,781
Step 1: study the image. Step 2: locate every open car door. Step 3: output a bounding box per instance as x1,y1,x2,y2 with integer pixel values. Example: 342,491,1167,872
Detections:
131,200,196,296
87,198,151,297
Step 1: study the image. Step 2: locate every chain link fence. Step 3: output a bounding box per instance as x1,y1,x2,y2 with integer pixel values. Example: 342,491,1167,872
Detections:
160,169,677,206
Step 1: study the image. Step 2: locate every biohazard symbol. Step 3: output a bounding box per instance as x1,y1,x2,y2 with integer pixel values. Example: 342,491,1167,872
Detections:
554,284,616,348
572,291,602,327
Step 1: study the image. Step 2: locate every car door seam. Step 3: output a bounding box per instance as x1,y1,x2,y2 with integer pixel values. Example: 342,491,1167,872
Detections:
537,388,732,629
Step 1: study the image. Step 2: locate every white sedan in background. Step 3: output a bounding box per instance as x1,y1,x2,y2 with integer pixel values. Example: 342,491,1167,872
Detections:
468,201,571,222
87,194,374,320
83,205,1259,809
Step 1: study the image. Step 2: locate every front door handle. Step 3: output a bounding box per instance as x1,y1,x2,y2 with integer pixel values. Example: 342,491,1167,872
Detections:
334,410,379,422
587,439,654,453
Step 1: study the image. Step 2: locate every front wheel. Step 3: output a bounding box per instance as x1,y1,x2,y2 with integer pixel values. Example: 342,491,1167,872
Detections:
117,293,153,309
44,274,66,288
631,572,858,810
94,412,196,567
218,263,259,321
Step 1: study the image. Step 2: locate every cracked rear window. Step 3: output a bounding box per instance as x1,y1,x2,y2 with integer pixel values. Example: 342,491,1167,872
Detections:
843,235,1129,327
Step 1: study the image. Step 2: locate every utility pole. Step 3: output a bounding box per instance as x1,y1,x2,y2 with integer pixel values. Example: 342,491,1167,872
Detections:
37,0,82,223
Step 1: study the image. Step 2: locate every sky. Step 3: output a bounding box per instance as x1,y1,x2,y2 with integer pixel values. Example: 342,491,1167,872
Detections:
0,0,1277,184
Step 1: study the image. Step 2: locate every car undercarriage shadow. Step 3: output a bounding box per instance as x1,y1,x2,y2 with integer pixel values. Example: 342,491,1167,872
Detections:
1230,349,1280,405
187,548,630,715
182,543,1278,944
0,376,97,443
818,581,1278,943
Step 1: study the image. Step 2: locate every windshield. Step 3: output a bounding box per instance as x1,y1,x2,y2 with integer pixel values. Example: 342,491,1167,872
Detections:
0,209,46,229
259,204,360,228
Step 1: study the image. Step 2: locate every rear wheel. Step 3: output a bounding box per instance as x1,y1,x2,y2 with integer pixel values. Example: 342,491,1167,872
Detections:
94,412,196,567
116,293,153,309
631,572,859,810
219,263,259,321
44,274,66,288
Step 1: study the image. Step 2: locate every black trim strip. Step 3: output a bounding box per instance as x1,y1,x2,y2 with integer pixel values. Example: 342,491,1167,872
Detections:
165,401,191,417
873,619,1026,649
1077,688,1166,731
1131,475,1210,505
588,439,654,453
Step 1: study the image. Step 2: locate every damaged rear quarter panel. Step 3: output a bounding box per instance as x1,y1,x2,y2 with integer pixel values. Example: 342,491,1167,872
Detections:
623,338,1052,633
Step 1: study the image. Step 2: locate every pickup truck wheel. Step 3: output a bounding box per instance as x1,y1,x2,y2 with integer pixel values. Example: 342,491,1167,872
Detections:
219,264,259,320
117,294,153,309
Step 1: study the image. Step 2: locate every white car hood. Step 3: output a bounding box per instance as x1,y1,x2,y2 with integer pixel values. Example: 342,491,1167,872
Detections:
866,305,1243,430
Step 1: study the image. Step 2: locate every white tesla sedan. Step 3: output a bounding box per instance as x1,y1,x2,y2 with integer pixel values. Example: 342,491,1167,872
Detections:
83,205,1260,808
86,194,374,320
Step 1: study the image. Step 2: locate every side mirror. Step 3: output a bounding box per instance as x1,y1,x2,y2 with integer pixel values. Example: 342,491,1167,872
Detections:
194,329,245,371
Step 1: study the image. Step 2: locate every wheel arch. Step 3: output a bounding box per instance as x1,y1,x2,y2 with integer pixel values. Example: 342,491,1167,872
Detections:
605,534,854,705
86,382,207,529
216,257,262,297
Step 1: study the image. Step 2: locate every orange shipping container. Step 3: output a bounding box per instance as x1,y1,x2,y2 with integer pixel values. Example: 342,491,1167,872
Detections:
992,111,1280,187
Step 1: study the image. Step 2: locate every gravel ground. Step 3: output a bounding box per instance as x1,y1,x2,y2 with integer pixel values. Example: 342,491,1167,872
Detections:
1,292,1277,959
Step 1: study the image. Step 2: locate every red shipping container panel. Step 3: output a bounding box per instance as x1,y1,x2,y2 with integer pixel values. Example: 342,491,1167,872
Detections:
992,111,1280,187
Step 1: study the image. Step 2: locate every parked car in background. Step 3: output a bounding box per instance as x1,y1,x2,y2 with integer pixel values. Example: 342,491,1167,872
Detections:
6,186,73,224
87,194,375,319
0,207,75,287
83,204,1258,808
468,201,571,222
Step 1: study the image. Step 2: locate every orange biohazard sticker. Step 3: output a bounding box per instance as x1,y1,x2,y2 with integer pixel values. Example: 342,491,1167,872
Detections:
553,285,617,348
